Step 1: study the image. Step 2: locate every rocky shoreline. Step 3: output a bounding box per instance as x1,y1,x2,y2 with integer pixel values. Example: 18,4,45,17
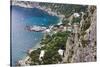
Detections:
11,1,65,66
11,1,96,66
11,1,65,19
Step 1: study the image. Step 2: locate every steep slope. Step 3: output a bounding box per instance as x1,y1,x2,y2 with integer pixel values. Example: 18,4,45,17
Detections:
63,6,96,63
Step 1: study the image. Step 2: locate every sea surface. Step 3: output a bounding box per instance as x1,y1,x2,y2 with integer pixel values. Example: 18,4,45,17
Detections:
11,5,59,65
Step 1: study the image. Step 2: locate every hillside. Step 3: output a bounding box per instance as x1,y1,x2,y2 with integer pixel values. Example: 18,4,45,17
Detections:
11,1,96,66
63,6,96,63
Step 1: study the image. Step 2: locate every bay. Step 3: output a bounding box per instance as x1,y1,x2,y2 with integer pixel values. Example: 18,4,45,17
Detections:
11,6,59,65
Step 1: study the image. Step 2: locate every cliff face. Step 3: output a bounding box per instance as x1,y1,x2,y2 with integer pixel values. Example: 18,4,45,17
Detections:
11,1,96,65
63,6,96,63
11,0,39,8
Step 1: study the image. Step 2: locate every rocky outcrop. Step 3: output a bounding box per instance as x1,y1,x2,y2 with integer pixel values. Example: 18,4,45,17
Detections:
63,5,96,63
11,1,96,65
11,0,39,8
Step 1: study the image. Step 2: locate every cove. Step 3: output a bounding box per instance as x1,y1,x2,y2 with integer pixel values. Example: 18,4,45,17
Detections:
11,5,59,65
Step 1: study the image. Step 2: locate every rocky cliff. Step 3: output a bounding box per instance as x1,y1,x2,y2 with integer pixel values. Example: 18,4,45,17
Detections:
11,0,39,8
63,6,96,63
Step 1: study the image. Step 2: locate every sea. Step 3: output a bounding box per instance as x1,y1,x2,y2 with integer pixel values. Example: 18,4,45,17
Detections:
11,5,59,65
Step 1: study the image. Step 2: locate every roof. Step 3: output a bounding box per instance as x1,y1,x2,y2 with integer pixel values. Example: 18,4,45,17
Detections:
58,49,64,56
73,13,80,18
39,50,45,61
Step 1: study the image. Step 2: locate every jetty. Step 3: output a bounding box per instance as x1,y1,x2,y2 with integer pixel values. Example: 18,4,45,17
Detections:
25,25,47,32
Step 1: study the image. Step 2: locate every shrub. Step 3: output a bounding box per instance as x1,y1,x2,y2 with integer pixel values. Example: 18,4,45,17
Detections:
72,17,81,24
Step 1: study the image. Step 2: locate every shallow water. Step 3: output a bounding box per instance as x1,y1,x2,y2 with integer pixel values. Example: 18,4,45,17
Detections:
11,6,59,65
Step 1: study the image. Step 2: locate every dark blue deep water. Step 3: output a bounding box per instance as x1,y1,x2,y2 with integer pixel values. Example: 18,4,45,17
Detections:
11,6,59,65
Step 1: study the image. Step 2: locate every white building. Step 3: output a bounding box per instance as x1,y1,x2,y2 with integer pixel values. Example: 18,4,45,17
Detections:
58,49,64,56
63,27,67,31
39,50,45,61
67,26,72,32
45,29,50,33
73,13,80,18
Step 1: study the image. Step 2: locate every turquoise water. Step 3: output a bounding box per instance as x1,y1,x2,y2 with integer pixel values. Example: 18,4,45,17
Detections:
11,6,59,65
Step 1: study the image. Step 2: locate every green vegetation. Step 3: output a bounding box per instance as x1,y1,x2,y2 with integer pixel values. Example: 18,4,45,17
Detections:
29,31,70,65
81,17,91,31
83,12,89,20
81,11,91,31
29,48,41,65
42,50,62,64
90,6,96,14
72,17,81,24
81,40,90,48
62,19,69,24
43,31,70,50
28,2,89,65
80,31,86,36
39,3,88,18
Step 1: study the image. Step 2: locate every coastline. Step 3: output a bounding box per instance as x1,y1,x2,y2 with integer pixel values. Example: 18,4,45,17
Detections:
19,18,63,65
17,41,42,65
11,1,65,19
12,1,65,66
11,1,97,66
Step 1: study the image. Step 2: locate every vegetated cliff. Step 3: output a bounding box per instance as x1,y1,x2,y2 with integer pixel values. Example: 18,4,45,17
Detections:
11,1,96,65
63,5,96,63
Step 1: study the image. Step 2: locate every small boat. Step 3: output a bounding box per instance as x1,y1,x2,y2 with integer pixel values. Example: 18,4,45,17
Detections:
25,25,47,32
